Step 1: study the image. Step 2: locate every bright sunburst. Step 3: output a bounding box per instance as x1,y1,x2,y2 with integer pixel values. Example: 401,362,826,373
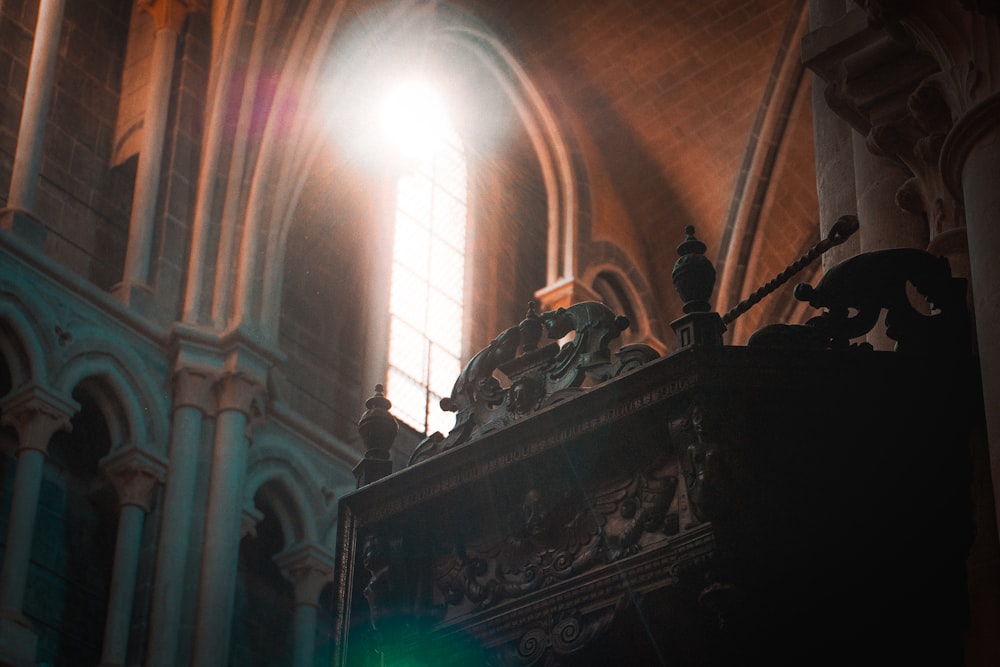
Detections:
379,80,452,160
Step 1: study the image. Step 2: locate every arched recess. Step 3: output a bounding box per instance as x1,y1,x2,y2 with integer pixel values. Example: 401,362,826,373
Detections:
230,498,295,666
243,452,325,547
28,383,117,665
583,262,667,354
258,0,582,330
53,336,168,456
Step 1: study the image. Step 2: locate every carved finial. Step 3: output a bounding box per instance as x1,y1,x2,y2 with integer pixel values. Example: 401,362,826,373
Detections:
672,225,716,314
519,301,543,352
355,385,397,487
366,384,391,412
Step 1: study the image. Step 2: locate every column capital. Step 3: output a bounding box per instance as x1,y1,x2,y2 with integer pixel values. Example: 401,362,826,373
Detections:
273,542,336,606
214,373,265,418
138,0,206,33
99,447,168,512
0,383,77,455
172,367,216,413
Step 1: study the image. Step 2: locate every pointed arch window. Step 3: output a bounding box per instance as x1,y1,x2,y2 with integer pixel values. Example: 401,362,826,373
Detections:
387,123,467,436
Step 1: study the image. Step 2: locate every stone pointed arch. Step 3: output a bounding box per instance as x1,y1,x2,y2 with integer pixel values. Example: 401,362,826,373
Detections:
434,20,581,286
257,0,584,340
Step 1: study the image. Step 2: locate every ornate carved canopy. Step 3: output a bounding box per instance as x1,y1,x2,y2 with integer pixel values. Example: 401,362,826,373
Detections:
334,227,974,666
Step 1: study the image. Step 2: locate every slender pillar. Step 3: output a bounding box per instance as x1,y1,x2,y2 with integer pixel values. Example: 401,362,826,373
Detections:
0,385,76,667
145,368,213,667
853,134,927,253
191,373,260,667
943,108,1000,538
116,0,198,304
274,543,335,667
98,448,167,667
2,0,66,241
808,0,859,270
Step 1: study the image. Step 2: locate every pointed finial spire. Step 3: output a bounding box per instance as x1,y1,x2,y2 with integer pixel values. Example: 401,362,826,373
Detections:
672,225,716,314
670,225,725,349
355,384,398,487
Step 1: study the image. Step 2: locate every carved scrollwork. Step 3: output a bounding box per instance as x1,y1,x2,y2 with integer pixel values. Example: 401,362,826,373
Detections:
747,248,970,352
434,457,680,611
500,604,623,666
410,302,659,465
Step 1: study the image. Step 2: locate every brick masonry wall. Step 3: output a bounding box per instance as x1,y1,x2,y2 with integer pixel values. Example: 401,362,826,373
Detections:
0,0,135,290
456,0,816,326
278,160,371,443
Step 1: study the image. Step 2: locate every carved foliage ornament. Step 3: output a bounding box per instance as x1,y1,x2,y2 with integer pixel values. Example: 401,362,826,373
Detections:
409,302,659,465
433,456,681,612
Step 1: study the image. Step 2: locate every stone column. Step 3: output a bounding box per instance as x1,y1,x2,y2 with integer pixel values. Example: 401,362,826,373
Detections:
116,0,201,306
0,384,76,667
807,0,860,270
943,100,1000,535
191,373,261,667
853,137,928,349
145,368,213,667
98,447,167,667
1,0,66,245
853,137,927,253
274,543,336,667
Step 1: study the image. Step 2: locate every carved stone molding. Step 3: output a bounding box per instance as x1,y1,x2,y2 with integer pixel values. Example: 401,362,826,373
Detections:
99,446,168,512
867,78,966,236
0,383,77,455
808,5,1000,244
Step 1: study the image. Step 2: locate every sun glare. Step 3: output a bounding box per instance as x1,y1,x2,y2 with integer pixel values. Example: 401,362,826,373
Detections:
380,80,452,160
